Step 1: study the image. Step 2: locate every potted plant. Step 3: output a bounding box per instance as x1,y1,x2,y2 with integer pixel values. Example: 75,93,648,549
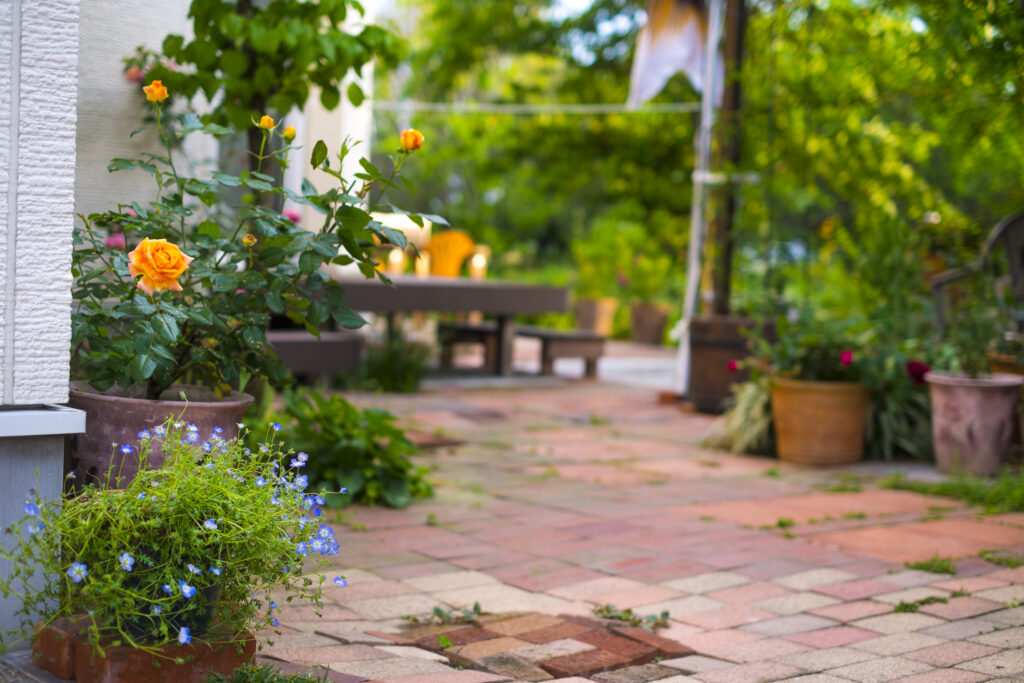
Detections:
926,292,1023,475
756,314,871,465
69,82,425,485
0,421,346,681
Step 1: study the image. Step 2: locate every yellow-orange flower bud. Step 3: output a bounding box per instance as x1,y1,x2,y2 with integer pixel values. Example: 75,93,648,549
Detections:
143,80,169,103
400,128,424,152
282,125,296,141
242,233,257,246
259,115,275,130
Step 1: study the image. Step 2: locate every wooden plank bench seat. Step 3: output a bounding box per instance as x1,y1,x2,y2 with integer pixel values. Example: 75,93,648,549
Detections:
437,321,605,378
266,330,363,381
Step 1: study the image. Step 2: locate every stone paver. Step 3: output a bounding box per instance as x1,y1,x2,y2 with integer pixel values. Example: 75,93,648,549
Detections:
252,377,1024,683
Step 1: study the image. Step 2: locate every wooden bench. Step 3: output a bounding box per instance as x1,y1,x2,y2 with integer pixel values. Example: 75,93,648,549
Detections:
437,321,605,378
266,330,363,382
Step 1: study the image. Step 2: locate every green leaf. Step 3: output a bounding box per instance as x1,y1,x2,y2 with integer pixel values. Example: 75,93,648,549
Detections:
347,82,365,107
212,172,242,187
298,250,320,274
152,314,179,343
311,140,328,169
336,205,372,231
107,159,137,172
320,86,341,110
332,306,367,329
128,353,158,381
380,475,412,509
197,220,220,239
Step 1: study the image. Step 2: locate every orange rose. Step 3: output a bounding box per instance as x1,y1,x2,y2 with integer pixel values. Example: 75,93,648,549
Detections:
282,125,296,141
128,238,193,295
400,128,424,152
143,80,168,103
259,115,275,130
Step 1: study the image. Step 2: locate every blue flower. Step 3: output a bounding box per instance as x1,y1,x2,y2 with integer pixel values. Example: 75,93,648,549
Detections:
152,605,162,615
179,580,196,599
255,476,266,487
315,495,326,506
154,425,166,437
162,584,174,595
137,430,152,440
318,525,333,540
213,426,224,435
270,493,280,505
271,422,282,432
119,444,135,455
296,542,307,555
185,432,199,445
312,507,323,517
340,487,348,495
23,502,39,516
269,600,278,610
201,441,213,453
289,457,305,468
203,519,218,530
272,616,279,627
186,563,201,575
178,626,191,645
67,562,87,583
26,521,44,535
333,576,347,587
118,552,135,572
210,566,221,576
297,452,309,463
137,493,146,500
295,475,308,489
186,423,198,432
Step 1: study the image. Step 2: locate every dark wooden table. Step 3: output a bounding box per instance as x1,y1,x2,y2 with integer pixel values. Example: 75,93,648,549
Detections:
335,276,570,376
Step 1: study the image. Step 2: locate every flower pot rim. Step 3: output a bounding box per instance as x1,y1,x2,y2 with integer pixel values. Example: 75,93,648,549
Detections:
69,381,254,407
924,371,1024,388
771,376,867,391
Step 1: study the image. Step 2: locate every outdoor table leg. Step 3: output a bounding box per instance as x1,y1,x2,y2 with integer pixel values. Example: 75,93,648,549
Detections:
495,315,515,376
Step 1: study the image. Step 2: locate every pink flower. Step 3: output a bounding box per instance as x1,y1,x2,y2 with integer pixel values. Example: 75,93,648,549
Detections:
124,66,145,84
104,233,127,251
283,209,301,224
906,360,930,385
840,350,854,367
727,359,739,373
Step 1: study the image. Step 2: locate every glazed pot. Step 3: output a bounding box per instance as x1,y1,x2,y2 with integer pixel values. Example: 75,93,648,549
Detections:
66,382,253,488
630,302,670,345
574,297,618,337
771,377,870,465
925,371,1023,476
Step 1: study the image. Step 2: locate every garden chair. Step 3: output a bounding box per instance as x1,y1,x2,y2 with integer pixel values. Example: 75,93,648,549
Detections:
930,209,1024,335
426,230,475,277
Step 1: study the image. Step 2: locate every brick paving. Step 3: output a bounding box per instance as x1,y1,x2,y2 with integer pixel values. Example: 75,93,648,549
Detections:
238,378,1024,682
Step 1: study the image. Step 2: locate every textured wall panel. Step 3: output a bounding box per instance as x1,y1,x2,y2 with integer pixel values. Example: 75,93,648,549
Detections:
0,1,12,403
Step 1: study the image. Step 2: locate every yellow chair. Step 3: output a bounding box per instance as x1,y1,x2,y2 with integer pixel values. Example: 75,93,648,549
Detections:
427,230,475,277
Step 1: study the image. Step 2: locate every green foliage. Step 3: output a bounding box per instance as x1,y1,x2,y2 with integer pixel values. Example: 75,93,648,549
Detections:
208,664,329,683
750,312,865,383
0,422,337,656
72,98,424,400
904,555,957,575
404,603,483,626
250,389,432,509
979,550,1024,569
143,0,404,131
894,595,949,613
350,337,433,393
592,604,670,631
882,470,1024,513
818,473,864,493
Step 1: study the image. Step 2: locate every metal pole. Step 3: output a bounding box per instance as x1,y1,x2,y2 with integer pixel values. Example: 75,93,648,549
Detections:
673,0,725,396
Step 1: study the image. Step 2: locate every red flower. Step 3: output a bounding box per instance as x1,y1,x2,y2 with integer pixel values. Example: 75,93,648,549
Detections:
840,350,854,367
906,360,930,385
727,359,739,373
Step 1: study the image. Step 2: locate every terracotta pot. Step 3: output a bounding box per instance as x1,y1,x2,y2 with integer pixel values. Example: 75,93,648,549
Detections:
574,297,618,337
925,371,1023,476
630,303,670,345
689,315,776,414
771,377,870,465
66,382,253,488
988,351,1024,445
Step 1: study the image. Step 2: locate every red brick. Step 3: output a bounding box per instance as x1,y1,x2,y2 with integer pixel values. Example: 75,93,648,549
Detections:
518,621,594,644
609,626,694,658
540,649,628,678
442,627,502,646
32,617,88,679
365,630,416,645
573,630,656,664
74,631,256,683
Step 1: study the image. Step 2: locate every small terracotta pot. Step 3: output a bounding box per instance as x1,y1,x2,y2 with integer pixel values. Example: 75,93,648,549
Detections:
66,382,253,488
574,297,618,337
926,371,1023,476
771,377,870,465
630,303,670,345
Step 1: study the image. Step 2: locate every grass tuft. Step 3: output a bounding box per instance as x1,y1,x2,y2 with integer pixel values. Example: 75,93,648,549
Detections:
904,555,957,575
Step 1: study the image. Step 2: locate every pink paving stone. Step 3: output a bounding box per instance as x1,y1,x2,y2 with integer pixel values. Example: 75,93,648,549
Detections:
531,540,606,558
597,585,686,609
903,641,1001,667
889,670,990,683
810,600,893,622
507,568,610,592
706,582,792,605
678,629,765,653
692,661,804,683
375,562,462,580
835,558,901,577
488,559,573,580
557,520,649,537
734,559,814,581
930,576,1008,593
326,580,421,602
987,565,1024,582
814,579,902,601
918,597,1005,620
676,607,777,631
386,672,512,683
269,645,395,667
620,559,715,582
784,626,880,648
280,605,363,621
704,637,812,664
700,550,770,570
450,550,537,570
808,523,996,563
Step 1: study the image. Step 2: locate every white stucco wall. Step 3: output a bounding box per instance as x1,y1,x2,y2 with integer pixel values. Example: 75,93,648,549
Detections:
0,0,81,405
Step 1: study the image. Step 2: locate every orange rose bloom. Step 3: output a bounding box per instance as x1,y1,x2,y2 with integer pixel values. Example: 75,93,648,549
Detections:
282,125,296,141
128,238,193,295
400,128,424,152
259,115,275,130
143,80,169,103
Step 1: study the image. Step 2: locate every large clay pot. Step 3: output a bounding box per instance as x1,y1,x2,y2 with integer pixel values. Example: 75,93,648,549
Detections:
574,297,618,337
630,303,670,345
925,371,1023,476
67,382,253,488
689,315,776,414
771,377,870,465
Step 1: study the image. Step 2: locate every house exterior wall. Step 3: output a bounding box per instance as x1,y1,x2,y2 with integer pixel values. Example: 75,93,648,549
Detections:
0,0,81,406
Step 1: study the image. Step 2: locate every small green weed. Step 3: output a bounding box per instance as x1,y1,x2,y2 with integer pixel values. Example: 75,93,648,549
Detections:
426,513,440,526
841,511,868,520
762,467,781,478
775,518,795,529
894,595,948,613
437,635,452,649
404,602,485,626
904,555,957,575
699,515,716,522
208,664,330,683
819,473,864,493
951,588,971,597
589,413,611,426
979,549,1024,568
592,604,670,631
881,470,1024,513
697,459,723,468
